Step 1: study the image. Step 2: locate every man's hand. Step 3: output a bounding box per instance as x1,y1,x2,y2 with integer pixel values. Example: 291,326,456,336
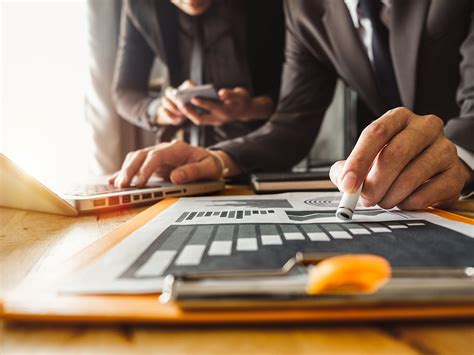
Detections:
329,107,472,210
179,87,274,126
156,80,199,125
157,96,186,126
109,141,229,188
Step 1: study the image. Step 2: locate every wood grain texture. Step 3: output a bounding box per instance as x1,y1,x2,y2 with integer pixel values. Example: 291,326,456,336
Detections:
1,323,419,355
0,206,145,299
1,189,473,354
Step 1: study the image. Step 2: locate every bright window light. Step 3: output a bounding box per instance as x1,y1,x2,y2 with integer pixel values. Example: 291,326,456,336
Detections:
1,0,92,188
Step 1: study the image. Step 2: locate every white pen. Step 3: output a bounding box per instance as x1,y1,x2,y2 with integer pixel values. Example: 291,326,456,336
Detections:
336,184,363,221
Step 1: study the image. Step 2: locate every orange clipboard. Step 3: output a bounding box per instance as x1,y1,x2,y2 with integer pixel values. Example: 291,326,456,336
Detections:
3,188,474,324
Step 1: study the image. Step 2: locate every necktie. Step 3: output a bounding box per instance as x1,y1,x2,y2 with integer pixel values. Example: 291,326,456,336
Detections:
359,0,402,108
189,16,211,147
190,16,204,86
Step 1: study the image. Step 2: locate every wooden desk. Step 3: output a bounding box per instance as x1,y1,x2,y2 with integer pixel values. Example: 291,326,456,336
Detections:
1,204,473,354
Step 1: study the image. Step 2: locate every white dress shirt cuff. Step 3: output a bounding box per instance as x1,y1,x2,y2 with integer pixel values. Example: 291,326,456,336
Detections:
147,98,161,120
456,145,474,171
456,145,474,198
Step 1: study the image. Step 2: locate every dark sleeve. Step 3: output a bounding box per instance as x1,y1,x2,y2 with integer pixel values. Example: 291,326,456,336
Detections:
112,2,160,132
445,3,474,152
211,0,338,172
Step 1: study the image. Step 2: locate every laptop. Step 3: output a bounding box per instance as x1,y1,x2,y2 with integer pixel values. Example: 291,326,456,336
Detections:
0,153,225,216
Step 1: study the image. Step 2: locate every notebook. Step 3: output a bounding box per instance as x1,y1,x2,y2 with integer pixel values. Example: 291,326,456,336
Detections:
251,170,336,192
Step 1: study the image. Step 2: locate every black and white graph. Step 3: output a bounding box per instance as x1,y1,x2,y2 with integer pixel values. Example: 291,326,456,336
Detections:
176,209,276,222
121,220,474,280
203,199,293,209
62,192,474,294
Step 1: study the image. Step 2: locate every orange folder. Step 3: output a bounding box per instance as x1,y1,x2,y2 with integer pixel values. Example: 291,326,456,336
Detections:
3,188,474,324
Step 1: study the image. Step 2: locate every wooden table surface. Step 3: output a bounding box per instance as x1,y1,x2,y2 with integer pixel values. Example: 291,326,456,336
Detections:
1,203,473,355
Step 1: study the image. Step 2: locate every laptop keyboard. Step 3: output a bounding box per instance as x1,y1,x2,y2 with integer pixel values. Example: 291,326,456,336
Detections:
65,183,162,196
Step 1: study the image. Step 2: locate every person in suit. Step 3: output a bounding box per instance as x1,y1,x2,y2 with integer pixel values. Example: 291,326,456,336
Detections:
111,0,474,210
113,0,284,147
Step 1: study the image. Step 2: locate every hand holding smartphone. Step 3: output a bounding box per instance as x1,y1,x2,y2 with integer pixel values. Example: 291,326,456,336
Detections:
174,84,220,116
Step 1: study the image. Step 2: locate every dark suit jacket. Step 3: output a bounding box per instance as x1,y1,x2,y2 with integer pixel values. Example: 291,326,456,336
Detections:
214,0,474,172
113,0,285,142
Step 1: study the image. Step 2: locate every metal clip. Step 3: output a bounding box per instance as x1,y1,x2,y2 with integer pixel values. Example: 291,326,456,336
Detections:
159,253,392,303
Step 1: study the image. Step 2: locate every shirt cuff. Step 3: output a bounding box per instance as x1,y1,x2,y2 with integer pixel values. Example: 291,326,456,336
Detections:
456,145,474,198
456,145,474,170
147,98,162,129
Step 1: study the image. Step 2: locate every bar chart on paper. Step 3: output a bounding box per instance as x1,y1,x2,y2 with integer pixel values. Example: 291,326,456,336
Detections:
121,219,474,280
62,193,474,295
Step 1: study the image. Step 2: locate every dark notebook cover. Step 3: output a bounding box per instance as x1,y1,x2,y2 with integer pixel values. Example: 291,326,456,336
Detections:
252,171,330,183
250,169,336,192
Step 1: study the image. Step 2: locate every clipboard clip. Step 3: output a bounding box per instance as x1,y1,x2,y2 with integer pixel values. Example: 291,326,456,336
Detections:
159,253,392,304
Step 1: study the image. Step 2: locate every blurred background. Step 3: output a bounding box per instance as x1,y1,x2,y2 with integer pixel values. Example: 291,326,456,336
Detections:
2,0,90,187
1,0,344,188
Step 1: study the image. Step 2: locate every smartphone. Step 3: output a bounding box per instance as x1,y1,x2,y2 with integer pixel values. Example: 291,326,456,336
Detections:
175,84,220,116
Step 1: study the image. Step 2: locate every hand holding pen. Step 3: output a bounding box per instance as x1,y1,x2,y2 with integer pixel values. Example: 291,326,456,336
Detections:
329,107,471,220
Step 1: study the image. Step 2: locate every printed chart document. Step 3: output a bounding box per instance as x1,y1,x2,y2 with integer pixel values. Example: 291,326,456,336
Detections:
62,192,474,294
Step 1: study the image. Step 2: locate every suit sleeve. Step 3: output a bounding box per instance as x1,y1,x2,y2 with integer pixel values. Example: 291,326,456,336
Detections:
212,1,338,172
112,2,160,132
445,3,474,153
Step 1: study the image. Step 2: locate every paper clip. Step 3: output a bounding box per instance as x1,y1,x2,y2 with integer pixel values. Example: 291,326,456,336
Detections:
159,253,392,304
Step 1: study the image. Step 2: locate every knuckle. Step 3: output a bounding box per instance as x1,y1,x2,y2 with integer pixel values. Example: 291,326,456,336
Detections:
436,139,457,167
362,121,389,141
131,150,144,160
391,106,410,116
424,114,444,131
149,149,162,160
174,140,185,148
442,138,457,158
157,141,170,148
196,146,208,156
